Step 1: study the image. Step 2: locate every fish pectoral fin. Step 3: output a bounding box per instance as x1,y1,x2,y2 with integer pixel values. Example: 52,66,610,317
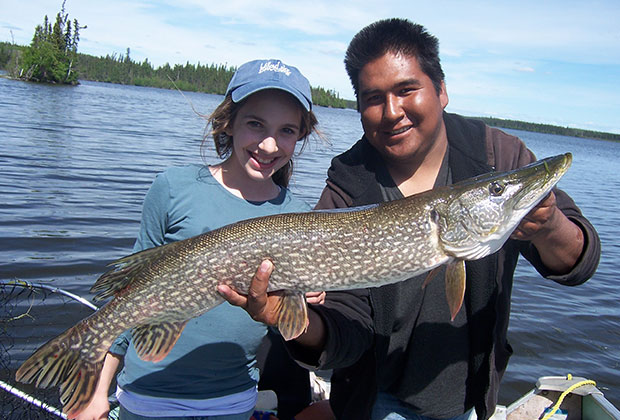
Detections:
132,321,188,362
421,266,443,289
276,290,308,341
445,260,466,321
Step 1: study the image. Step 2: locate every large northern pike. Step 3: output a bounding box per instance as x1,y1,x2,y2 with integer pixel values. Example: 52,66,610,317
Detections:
16,153,571,417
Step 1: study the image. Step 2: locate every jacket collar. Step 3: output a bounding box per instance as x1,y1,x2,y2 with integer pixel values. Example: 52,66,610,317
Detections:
327,112,495,206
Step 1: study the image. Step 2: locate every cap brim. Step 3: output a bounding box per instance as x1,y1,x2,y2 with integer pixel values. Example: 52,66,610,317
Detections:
231,83,312,111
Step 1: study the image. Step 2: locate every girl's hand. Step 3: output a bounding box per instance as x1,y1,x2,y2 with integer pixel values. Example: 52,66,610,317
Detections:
305,291,326,305
69,395,109,420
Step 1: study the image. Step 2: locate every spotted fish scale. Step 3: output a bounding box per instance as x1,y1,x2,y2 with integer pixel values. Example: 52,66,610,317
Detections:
15,153,572,418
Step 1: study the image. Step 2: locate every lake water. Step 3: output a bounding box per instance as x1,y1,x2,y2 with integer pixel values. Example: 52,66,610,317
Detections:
1,76,619,416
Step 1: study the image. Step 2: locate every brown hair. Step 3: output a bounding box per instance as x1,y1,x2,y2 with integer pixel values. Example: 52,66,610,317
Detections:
202,92,319,188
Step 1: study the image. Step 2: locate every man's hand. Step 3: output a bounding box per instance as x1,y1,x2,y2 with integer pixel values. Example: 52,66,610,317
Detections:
218,260,327,325
511,191,584,274
218,260,328,350
511,192,557,241
218,260,281,325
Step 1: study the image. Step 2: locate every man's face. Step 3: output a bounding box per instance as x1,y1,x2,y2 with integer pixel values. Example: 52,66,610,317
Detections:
358,52,449,165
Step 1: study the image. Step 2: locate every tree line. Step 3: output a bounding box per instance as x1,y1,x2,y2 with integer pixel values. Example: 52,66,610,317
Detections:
0,1,616,139
0,0,348,109
1,41,349,108
472,116,620,143
2,39,617,141
75,49,351,108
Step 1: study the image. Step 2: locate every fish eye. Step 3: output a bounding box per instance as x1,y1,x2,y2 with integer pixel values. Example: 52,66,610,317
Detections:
489,181,505,196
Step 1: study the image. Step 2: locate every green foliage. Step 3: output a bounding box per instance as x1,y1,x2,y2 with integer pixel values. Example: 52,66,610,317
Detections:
474,116,620,143
76,51,350,109
0,43,12,68
310,86,348,108
77,51,235,94
18,1,83,84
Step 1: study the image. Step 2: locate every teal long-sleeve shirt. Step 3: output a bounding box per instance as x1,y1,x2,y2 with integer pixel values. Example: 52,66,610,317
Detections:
110,164,310,399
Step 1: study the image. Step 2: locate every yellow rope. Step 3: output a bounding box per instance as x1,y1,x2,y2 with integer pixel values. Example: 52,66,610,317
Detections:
539,374,597,420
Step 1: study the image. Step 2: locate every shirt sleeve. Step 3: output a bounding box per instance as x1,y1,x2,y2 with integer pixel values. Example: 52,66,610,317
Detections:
111,172,171,354
109,330,131,356
132,172,170,252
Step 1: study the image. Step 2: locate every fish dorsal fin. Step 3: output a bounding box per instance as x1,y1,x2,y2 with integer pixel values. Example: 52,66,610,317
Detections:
132,321,188,362
445,260,466,321
276,290,308,341
90,242,182,301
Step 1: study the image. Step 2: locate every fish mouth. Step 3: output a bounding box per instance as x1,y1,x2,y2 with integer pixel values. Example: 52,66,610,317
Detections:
438,153,572,260
512,153,572,211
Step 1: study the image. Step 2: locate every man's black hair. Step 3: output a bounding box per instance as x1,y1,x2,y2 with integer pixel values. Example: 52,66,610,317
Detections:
344,18,445,98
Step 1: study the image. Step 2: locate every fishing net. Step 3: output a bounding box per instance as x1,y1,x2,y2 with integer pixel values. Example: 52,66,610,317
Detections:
0,280,118,419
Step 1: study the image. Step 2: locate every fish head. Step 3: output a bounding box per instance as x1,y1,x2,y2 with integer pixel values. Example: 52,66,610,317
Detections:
433,153,572,260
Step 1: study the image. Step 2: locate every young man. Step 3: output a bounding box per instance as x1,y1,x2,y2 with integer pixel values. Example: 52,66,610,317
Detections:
220,19,601,420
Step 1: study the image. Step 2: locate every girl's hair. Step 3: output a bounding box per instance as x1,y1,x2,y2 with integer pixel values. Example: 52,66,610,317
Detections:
202,92,319,188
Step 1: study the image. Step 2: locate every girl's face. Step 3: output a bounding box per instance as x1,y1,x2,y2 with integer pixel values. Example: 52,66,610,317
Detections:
226,89,303,184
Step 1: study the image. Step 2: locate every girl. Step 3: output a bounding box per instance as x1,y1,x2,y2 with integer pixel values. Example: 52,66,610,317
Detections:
74,59,320,420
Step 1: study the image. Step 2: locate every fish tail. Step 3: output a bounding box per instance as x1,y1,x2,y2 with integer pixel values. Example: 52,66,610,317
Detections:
15,325,103,417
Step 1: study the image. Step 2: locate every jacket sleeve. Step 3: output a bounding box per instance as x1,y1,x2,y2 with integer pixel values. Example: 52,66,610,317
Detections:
315,180,354,210
487,126,601,286
520,188,601,286
286,184,375,369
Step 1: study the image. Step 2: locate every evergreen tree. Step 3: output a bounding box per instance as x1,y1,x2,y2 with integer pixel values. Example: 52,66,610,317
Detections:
19,1,84,84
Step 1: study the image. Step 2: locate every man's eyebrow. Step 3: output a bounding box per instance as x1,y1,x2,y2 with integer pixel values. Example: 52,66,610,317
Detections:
360,78,422,96
393,78,422,89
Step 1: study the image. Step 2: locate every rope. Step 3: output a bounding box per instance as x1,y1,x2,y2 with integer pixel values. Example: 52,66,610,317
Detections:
539,374,596,420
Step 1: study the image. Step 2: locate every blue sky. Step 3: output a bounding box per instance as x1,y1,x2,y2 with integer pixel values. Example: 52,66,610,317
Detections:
2,0,619,134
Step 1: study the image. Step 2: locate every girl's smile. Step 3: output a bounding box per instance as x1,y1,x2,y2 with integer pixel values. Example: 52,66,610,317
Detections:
212,89,304,200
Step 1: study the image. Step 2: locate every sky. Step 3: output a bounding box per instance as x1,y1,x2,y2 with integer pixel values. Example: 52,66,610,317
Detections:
2,0,619,134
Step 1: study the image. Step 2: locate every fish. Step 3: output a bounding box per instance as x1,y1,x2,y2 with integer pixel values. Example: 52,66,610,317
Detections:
15,153,572,417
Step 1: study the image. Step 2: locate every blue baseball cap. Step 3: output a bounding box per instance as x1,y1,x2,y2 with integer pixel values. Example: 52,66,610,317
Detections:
226,59,313,111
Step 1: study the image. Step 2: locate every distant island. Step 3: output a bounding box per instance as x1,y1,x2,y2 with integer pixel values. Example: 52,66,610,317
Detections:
1,40,618,142
468,116,619,142
0,40,349,109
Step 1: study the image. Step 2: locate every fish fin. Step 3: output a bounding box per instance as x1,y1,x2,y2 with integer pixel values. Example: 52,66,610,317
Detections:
90,243,182,301
445,260,466,321
15,325,103,418
276,291,308,341
132,321,188,362
421,266,442,289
